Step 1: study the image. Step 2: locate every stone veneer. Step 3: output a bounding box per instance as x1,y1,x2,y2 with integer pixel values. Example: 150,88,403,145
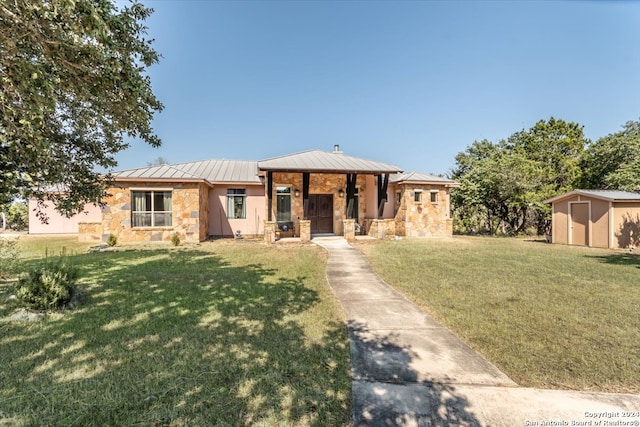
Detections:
394,185,453,237
99,182,208,244
78,222,102,243
268,172,367,235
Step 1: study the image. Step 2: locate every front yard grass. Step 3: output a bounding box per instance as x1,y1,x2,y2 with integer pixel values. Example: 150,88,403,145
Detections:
0,240,351,426
357,236,640,393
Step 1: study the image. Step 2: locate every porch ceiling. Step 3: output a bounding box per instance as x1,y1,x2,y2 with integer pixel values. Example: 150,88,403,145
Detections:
258,149,403,174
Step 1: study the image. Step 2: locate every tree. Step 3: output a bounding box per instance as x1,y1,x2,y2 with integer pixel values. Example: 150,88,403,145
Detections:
580,120,640,192
451,140,543,234
506,117,586,196
0,0,163,218
451,118,587,235
147,156,168,166
1,200,28,230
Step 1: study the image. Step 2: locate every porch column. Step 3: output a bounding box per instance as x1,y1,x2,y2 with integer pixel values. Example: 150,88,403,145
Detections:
377,174,389,218
343,218,356,241
346,173,357,219
302,172,310,219
299,219,311,242
267,171,273,221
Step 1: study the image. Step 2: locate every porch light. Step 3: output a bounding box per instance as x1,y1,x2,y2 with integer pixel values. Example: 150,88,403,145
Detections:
338,189,344,197
294,189,300,197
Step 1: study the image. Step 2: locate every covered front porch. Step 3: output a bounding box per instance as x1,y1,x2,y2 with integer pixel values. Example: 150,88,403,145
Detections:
257,147,403,243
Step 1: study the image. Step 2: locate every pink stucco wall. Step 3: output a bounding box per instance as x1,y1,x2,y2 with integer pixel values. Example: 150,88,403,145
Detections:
28,199,102,234
208,185,265,237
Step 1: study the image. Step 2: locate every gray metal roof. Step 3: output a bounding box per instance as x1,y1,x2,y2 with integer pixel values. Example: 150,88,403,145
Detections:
544,189,640,203
258,150,403,174
113,160,261,184
390,172,459,186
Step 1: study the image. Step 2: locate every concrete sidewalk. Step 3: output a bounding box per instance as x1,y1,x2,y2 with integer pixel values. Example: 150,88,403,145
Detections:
313,236,640,427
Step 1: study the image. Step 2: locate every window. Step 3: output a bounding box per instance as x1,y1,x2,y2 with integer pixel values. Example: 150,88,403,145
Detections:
276,186,291,221
414,190,422,203
227,189,246,219
132,190,172,227
430,191,439,204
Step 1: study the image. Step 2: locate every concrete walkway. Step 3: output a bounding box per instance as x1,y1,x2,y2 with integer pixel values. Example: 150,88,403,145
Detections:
313,236,640,427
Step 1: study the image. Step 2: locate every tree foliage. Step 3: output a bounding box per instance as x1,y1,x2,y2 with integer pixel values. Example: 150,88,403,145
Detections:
452,118,587,235
1,200,28,230
0,0,163,217
580,120,640,192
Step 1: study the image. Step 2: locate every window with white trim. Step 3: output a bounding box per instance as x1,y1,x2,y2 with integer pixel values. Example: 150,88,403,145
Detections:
276,186,291,221
430,191,439,204
227,189,246,219
414,190,422,203
132,190,172,227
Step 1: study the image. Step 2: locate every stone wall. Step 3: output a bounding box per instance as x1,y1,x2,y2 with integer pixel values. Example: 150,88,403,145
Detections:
101,182,207,244
78,222,102,243
394,185,453,237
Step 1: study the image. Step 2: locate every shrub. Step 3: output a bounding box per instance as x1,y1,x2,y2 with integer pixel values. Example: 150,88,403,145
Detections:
6,202,28,231
0,238,20,279
107,233,117,247
171,232,180,246
15,259,79,310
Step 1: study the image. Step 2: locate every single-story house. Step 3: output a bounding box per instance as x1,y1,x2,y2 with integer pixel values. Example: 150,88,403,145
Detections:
29,147,459,243
544,189,640,249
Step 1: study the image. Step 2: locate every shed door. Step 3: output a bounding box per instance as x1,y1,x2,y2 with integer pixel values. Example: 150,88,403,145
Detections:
570,203,589,246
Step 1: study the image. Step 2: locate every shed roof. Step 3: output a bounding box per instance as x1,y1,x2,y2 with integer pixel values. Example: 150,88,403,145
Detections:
544,189,640,204
390,172,459,187
112,160,261,184
258,150,403,174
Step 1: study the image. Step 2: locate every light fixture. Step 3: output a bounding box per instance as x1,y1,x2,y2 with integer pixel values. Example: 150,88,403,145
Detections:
338,189,344,197
294,189,300,197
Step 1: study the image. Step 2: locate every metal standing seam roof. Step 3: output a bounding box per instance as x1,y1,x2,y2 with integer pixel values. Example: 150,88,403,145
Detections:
544,189,640,203
258,150,403,174
112,160,262,184
390,172,459,186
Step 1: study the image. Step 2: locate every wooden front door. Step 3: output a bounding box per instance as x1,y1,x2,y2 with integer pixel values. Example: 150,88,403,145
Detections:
570,203,589,246
308,194,333,234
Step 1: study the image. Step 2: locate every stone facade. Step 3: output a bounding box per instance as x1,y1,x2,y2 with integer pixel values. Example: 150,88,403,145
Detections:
394,184,453,237
364,219,396,239
78,222,102,243
99,182,208,244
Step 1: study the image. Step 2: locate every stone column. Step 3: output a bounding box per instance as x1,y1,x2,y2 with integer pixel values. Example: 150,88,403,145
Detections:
299,220,311,243
264,221,277,243
343,219,356,242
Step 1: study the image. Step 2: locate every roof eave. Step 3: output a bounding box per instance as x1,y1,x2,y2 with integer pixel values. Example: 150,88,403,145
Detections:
258,167,404,174
112,177,212,186
544,190,640,204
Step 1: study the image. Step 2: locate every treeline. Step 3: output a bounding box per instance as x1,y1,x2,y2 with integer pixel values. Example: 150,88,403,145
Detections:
450,117,640,236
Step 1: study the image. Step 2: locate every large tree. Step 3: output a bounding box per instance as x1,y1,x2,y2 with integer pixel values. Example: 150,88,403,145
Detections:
580,119,640,192
0,0,163,217
451,118,587,235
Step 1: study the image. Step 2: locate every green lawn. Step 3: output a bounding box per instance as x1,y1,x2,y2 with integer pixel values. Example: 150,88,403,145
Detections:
0,239,351,426
357,236,640,393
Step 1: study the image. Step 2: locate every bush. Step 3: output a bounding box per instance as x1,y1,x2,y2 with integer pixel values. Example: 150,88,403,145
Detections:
107,233,117,247
7,202,28,231
15,259,79,310
171,232,180,246
0,238,20,279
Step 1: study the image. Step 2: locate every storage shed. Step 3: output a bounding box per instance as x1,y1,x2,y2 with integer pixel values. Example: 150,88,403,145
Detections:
544,190,640,249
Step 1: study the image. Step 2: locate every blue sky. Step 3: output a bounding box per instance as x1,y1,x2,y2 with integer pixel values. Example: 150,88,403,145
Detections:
116,0,640,176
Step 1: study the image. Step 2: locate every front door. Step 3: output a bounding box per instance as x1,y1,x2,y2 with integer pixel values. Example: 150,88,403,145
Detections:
308,194,333,234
